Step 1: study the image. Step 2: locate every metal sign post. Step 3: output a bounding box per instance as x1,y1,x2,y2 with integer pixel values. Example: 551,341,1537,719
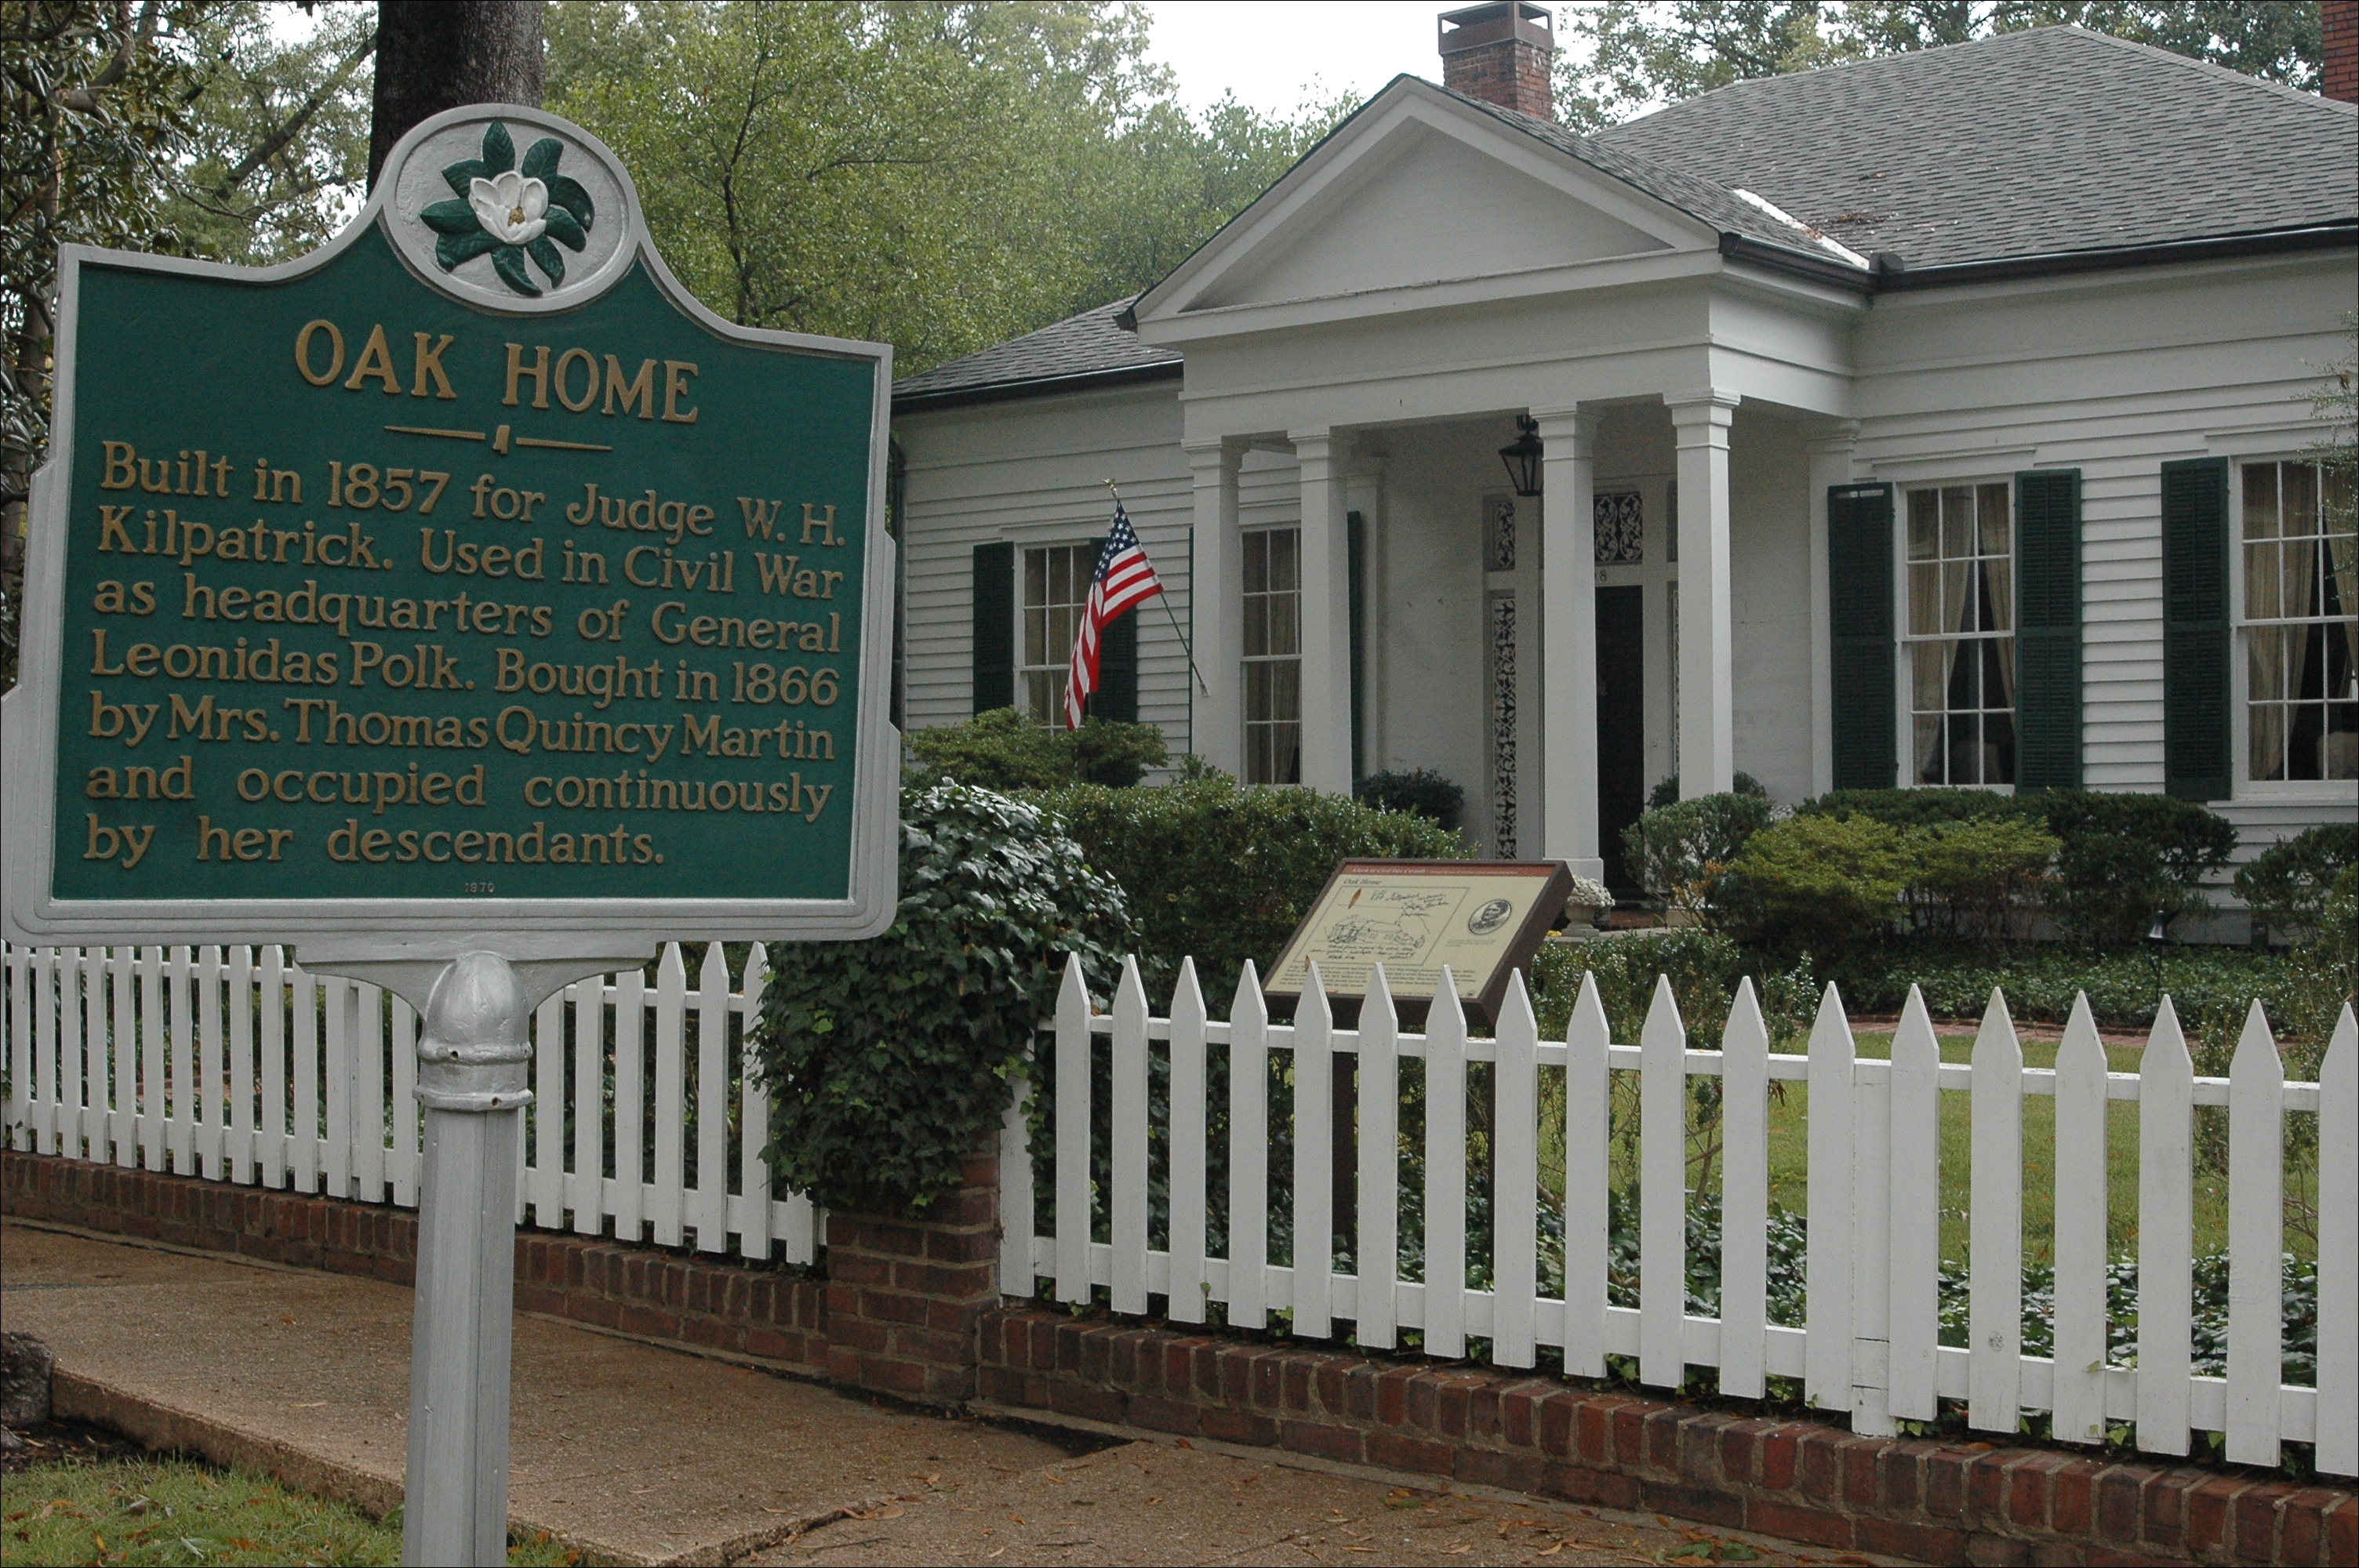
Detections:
4,104,898,1567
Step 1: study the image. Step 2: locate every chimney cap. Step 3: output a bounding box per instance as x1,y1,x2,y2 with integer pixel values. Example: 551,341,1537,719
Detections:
1438,2,1552,56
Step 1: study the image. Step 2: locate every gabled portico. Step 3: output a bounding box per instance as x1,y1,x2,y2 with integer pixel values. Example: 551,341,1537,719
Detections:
1131,73,1860,878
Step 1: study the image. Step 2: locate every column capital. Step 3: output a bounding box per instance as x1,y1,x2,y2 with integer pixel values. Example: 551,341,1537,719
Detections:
1663,389,1741,433
1803,419,1863,455
1183,436,1241,474
1529,406,1598,446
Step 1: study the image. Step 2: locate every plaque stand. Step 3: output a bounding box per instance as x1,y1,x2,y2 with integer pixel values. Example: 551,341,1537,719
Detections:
304,943,649,1568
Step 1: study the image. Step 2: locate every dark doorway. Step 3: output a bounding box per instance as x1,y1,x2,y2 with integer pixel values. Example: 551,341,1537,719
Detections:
1597,586,1646,894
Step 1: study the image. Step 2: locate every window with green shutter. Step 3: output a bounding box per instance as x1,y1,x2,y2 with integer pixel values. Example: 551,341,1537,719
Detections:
2014,469,2083,789
2161,459,2231,801
1829,482,1896,789
972,541,1013,716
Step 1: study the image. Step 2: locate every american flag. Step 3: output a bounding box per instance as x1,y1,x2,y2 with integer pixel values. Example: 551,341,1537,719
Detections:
1063,503,1165,730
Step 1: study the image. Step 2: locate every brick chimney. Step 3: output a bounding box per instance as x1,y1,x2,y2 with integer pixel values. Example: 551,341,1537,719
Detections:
1438,2,1554,122
2325,0,2357,104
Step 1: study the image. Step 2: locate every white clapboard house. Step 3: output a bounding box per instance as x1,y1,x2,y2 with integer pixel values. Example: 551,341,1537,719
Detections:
892,6,2358,891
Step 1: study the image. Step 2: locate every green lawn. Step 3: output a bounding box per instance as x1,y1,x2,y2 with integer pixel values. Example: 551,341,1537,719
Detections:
1537,1029,2321,1272
0,1454,582,1568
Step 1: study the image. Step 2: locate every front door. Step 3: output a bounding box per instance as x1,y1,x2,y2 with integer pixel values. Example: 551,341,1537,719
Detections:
1597,585,1645,893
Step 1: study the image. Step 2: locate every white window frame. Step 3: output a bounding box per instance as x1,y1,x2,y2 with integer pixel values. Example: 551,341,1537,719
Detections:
1241,524,1301,786
1016,540,1096,731
2230,454,2359,800
1893,477,2019,792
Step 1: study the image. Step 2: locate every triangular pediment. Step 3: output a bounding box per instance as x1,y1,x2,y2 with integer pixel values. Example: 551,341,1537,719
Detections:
1136,81,1714,328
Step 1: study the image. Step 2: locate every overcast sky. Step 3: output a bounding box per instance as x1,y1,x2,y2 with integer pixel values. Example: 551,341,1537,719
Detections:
1143,1,1555,117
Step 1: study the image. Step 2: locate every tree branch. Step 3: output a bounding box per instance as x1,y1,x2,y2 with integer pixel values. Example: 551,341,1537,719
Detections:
213,27,377,198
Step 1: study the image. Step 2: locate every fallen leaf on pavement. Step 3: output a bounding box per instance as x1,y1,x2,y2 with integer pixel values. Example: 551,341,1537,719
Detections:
1536,1542,1565,1558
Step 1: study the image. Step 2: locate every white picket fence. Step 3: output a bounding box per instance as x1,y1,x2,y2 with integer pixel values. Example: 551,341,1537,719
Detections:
1000,954,2358,1476
1,942,816,1264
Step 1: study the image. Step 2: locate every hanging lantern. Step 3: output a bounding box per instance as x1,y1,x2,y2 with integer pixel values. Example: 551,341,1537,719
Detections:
1497,415,1543,498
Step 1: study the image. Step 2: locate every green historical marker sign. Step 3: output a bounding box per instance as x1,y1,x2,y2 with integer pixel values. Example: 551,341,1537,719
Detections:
4,106,897,950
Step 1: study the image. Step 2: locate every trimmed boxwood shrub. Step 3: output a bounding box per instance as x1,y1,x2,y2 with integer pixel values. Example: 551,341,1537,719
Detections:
1797,786,2237,949
1645,771,1768,812
1619,790,1773,913
1033,771,1468,1000
1717,813,1914,953
2235,823,2359,941
905,706,1169,789
1354,768,1466,833
747,782,1129,1217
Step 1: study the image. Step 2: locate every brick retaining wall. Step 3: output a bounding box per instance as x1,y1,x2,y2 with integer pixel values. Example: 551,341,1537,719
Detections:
7,1150,2350,1565
973,1308,2354,1566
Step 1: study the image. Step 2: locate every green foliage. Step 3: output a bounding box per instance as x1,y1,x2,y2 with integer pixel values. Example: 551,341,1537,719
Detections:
2035,789,2239,947
1720,813,1915,953
0,1450,574,1566
905,706,1166,790
544,1,1347,372
1798,786,2236,948
1556,2,2327,131
1354,768,1467,833
2318,865,2359,999
1528,928,1819,1046
1033,771,1469,1000
1906,815,2060,939
1797,786,2024,828
2235,824,2358,941
748,782,1129,1217
1645,769,1768,813
1619,790,1774,912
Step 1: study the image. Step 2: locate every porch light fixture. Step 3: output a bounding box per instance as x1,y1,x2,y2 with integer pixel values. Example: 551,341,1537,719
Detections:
1498,415,1543,498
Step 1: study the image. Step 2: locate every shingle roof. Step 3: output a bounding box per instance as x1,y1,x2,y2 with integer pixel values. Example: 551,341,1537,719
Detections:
892,297,1180,407
1596,25,2357,267
897,26,2356,406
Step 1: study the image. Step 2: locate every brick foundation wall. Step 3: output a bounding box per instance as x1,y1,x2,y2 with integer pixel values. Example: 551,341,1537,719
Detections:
13,1151,2352,1563
976,1308,2355,1568
821,1147,1003,1405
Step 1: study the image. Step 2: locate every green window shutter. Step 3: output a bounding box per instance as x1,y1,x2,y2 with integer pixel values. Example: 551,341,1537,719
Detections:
2014,468,2083,790
2161,458,2231,801
972,541,1013,716
1828,482,1896,789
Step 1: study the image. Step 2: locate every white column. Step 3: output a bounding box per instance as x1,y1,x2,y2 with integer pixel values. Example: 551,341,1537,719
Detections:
1805,423,1862,797
1186,438,1244,777
1289,428,1355,793
1667,391,1739,798
1535,407,1603,881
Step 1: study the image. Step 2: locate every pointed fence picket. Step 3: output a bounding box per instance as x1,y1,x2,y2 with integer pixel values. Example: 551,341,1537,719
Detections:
1,942,815,1265
5,935,2350,1470
1001,950,2356,1476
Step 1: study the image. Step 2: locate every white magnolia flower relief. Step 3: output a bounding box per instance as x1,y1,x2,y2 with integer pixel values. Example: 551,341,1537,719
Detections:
468,169,549,246
419,122,593,298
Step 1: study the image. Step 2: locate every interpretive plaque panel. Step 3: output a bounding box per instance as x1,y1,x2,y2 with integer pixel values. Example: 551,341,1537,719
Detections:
1265,859,1574,1025
4,105,896,949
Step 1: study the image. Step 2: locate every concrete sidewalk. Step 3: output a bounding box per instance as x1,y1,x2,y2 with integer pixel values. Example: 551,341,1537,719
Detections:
1,1221,1884,1566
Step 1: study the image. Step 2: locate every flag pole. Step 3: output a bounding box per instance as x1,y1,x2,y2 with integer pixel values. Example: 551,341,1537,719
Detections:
1107,479,1209,695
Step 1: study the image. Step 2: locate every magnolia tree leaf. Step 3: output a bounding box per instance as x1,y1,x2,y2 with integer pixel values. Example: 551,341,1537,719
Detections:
490,245,540,296
542,204,587,250
545,174,594,228
525,236,566,288
419,198,480,234
434,229,501,270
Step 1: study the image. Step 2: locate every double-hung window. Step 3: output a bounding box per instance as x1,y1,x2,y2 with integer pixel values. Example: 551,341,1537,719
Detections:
2239,459,2357,784
1241,526,1301,785
1903,482,2016,786
1019,543,1093,729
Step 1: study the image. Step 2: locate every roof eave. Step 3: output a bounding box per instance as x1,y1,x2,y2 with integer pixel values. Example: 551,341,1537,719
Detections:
892,359,1183,415
1725,221,2358,295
